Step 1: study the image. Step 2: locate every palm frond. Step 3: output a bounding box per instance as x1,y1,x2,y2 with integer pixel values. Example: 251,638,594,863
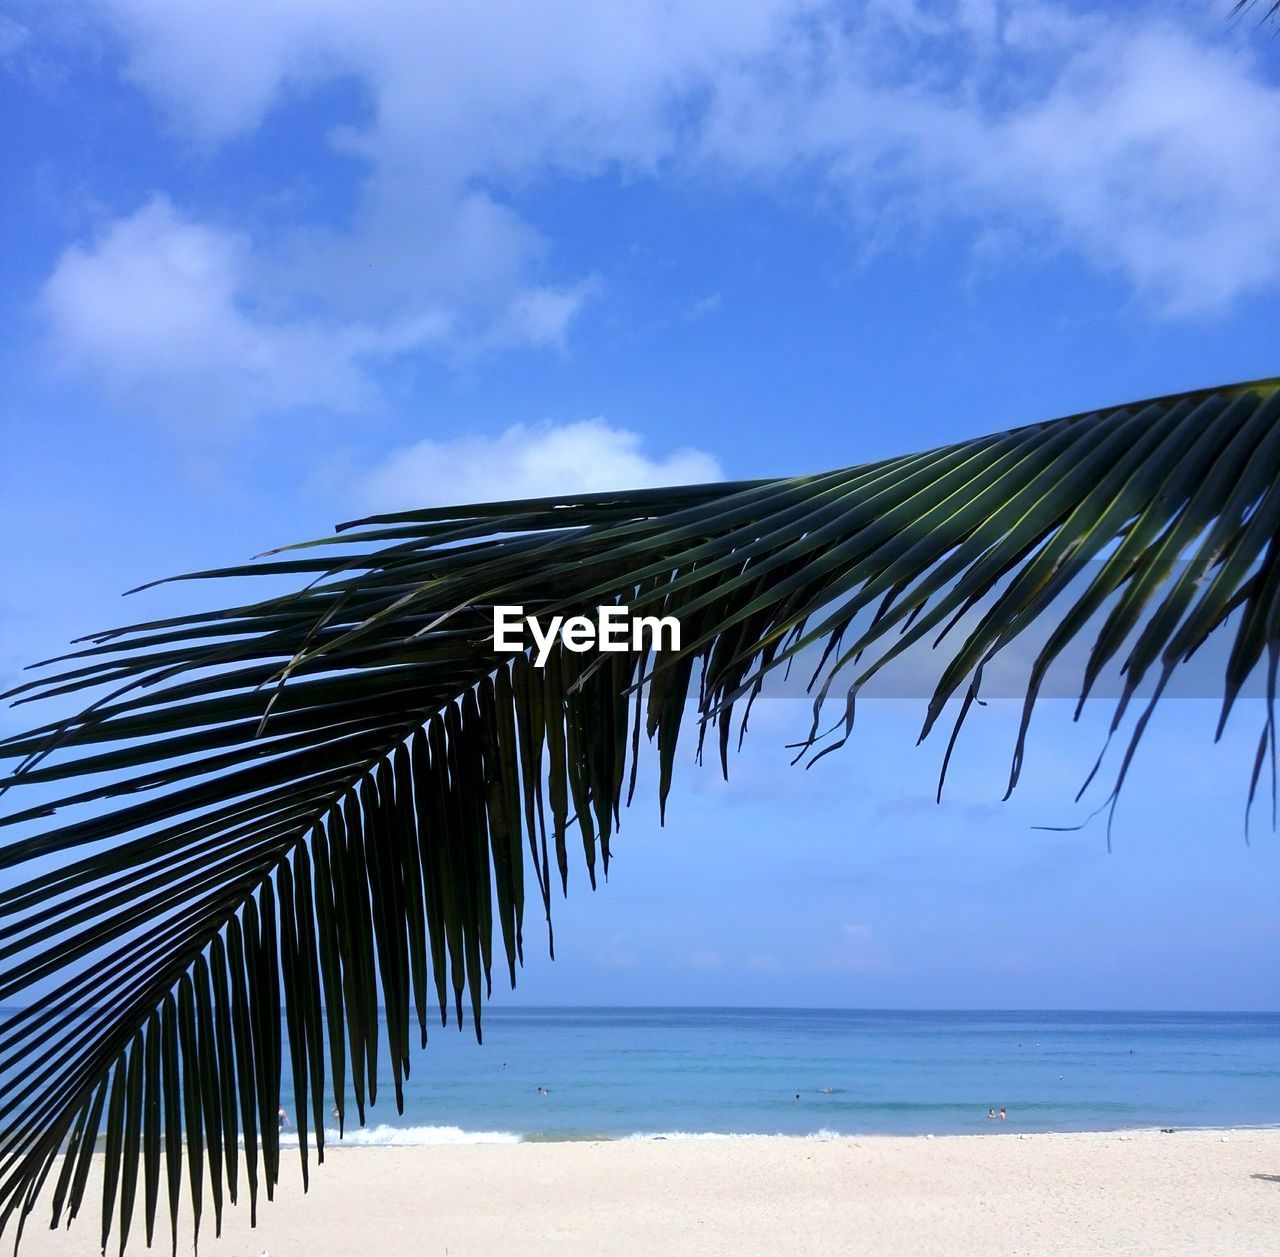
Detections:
3,378,1279,1251
1232,0,1280,23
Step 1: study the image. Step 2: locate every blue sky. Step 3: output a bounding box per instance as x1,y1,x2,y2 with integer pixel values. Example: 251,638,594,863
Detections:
2,0,1278,1011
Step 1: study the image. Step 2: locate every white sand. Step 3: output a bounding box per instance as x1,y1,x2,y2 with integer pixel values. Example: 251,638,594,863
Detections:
19,1128,1280,1257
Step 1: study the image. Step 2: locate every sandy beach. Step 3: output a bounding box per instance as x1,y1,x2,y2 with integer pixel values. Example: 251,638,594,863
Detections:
18,1128,1280,1257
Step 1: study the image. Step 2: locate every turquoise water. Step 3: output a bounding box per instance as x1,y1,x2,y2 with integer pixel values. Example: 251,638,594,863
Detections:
272,1008,1278,1144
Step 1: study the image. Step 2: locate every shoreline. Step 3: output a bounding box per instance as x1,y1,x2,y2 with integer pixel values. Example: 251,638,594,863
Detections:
21,1127,1280,1256
276,1120,1280,1146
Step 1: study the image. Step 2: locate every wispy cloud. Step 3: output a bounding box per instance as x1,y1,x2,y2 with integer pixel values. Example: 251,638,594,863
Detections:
37,197,600,423
682,292,723,321
36,0,1280,423
482,280,601,353
595,934,639,970
39,198,452,423
673,948,724,971
0,15,27,61
42,0,807,422
814,922,893,974
352,417,723,510
700,6,1280,315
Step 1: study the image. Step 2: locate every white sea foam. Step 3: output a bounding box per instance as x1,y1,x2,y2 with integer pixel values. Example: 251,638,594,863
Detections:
279,1124,521,1147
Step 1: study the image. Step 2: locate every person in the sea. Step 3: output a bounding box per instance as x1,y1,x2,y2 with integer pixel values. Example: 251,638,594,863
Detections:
999,1107,1007,1120
987,1108,996,1120
278,1106,290,1131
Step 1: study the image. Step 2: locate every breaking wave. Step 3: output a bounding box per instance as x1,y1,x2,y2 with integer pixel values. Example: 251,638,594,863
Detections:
280,1124,522,1147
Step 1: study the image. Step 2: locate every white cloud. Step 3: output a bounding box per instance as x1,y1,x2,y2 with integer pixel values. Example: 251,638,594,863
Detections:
676,949,724,971
0,16,28,61
998,30,1280,313
595,933,639,970
485,280,601,353
38,1,1280,422
700,9,1280,314
682,292,723,321
354,418,723,511
94,0,805,153
53,0,810,423
38,197,598,422
39,198,452,422
815,922,893,975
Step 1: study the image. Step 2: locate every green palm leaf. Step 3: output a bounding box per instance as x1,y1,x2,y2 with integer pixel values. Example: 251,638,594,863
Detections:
3,378,1279,1251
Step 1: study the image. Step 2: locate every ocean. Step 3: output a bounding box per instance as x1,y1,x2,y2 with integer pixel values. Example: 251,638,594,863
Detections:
272,1008,1278,1145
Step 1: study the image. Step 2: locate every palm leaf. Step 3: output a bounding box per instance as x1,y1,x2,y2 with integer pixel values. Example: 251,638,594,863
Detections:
1232,1,1280,22
3,378,1280,1250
